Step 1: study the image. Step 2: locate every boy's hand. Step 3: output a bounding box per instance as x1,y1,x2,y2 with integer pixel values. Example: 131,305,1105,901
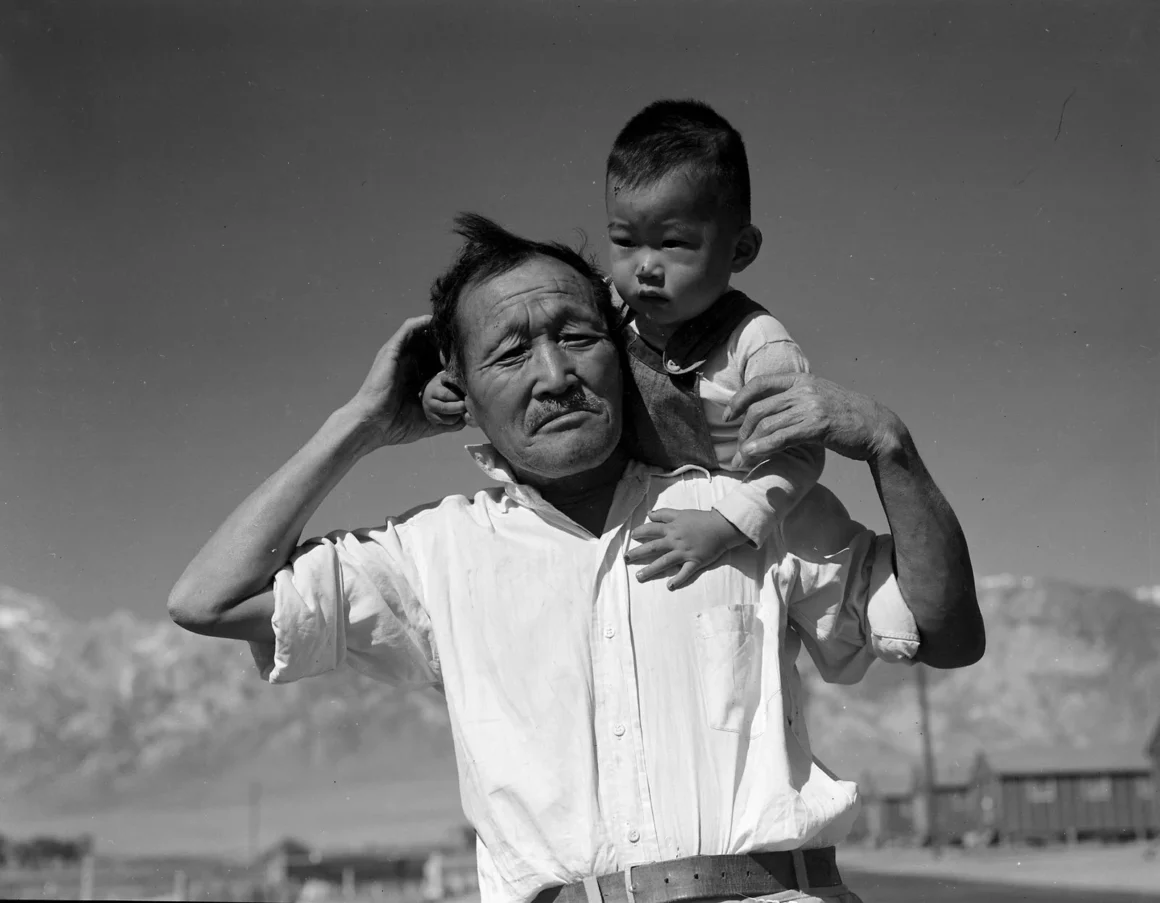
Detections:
626,508,748,590
421,370,468,430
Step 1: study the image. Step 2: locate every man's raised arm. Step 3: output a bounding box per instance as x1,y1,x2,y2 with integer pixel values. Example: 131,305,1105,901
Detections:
726,373,984,670
167,316,450,642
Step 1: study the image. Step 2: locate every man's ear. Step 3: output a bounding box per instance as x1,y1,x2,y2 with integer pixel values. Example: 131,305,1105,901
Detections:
460,384,478,428
730,224,763,274
443,363,477,427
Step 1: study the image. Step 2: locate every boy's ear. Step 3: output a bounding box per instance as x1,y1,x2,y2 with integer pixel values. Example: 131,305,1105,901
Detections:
730,225,763,274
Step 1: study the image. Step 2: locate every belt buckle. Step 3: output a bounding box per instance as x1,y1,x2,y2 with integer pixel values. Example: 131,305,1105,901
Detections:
622,864,637,903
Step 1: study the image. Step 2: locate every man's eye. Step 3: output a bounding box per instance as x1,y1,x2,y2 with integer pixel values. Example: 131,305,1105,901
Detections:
563,334,599,346
497,347,527,363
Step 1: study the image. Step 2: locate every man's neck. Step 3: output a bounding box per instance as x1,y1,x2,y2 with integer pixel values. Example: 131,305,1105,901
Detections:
516,448,630,536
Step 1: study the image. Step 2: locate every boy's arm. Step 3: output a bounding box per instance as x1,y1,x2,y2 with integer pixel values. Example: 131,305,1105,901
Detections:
713,339,824,547
719,340,920,650
713,445,825,546
628,339,823,589
731,372,984,669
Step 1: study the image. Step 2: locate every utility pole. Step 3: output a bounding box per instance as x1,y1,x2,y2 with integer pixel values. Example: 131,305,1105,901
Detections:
916,663,941,858
79,853,95,900
248,780,262,862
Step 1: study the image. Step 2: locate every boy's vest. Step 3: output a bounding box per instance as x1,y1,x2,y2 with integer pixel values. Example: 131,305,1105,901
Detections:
617,289,765,471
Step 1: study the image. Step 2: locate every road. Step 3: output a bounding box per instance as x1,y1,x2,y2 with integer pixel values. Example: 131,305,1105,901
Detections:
848,870,1160,902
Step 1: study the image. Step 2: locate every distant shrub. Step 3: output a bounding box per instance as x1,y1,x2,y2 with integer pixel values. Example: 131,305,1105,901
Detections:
9,833,93,868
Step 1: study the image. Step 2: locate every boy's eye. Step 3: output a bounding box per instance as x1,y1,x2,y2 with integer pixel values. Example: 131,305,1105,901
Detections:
663,240,689,249
610,237,635,248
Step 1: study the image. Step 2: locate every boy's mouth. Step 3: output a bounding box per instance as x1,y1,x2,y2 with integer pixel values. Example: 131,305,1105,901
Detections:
634,291,669,305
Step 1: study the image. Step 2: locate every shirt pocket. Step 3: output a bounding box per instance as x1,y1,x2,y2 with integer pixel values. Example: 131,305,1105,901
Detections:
692,604,775,737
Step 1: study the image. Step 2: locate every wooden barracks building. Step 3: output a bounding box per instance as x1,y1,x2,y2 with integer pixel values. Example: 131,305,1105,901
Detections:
968,745,1156,844
856,733,1160,847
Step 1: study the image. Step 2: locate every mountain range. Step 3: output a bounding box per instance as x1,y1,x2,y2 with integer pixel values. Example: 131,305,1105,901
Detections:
1,576,1158,855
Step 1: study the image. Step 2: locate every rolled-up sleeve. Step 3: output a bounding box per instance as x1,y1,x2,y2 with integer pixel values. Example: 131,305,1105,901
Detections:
784,531,919,684
250,524,440,688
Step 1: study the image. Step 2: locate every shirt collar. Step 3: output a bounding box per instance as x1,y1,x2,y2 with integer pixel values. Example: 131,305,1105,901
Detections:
465,443,559,514
465,443,520,484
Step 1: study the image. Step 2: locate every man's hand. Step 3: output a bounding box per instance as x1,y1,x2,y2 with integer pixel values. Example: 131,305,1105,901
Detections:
725,372,904,469
169,315,462,642
422,370,468,430
625,508,748,590
344,315,464,452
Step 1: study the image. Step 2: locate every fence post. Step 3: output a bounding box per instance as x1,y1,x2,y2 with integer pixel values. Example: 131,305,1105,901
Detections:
342,866,356,899
423,851,445,901
174,869,189,901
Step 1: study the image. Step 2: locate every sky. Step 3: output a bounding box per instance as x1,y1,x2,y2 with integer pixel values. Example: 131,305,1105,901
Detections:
1,0,1157,621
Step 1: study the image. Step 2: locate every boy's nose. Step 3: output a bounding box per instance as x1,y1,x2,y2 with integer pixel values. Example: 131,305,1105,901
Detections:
636,255,663,283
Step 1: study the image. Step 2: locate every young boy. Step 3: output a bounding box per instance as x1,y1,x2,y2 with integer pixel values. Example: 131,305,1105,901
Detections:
598,98,825,590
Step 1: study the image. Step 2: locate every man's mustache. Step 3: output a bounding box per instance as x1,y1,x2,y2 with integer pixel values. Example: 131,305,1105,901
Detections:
528,391,602,431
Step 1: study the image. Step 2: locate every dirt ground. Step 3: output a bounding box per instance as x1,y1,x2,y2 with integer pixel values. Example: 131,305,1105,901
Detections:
838,842,1160,897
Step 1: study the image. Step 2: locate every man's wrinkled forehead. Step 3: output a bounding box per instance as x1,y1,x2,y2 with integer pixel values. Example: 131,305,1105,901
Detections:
463,257,602,338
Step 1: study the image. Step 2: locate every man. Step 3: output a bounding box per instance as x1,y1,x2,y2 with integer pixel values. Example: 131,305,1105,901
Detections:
169,216,983,903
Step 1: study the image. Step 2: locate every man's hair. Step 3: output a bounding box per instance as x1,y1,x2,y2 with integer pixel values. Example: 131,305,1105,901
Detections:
606,99,751,223
430,213,616,374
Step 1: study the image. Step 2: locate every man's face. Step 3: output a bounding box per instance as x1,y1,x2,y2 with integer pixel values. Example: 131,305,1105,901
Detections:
456,256,623,483
606,170,738,331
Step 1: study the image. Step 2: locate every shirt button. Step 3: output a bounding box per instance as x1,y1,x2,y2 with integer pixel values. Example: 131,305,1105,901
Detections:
613,723,626,737
604,626,615,639
627,829,641,843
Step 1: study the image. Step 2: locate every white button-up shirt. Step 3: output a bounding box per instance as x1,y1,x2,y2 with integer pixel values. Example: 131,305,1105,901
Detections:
253,447,919,903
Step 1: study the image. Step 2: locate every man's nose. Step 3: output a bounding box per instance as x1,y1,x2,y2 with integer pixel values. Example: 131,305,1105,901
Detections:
530,341,577,395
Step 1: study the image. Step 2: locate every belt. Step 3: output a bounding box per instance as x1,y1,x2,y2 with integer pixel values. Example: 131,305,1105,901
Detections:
532,849,844,903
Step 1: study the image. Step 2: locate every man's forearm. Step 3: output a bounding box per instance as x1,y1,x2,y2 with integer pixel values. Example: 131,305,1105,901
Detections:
870,417,984,669
168,403,377,630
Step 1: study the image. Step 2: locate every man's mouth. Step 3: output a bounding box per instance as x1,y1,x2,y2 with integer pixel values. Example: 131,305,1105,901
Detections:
533,406,597,432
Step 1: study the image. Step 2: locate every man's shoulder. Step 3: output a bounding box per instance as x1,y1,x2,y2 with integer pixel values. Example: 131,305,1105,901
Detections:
641,462,735,505
391,486,511,531
780,484,868,561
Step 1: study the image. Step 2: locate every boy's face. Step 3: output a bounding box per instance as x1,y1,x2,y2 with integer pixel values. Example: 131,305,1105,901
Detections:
606,170,741,331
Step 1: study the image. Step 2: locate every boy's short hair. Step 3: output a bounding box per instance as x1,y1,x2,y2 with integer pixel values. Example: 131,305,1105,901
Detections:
606,99,751,223
430,213,616,374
